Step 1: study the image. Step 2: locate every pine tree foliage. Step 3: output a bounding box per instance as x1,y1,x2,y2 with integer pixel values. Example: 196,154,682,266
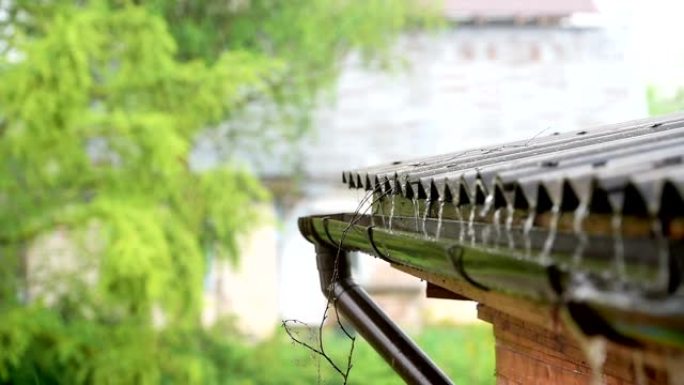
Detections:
0,0,436,383
146,0,440,154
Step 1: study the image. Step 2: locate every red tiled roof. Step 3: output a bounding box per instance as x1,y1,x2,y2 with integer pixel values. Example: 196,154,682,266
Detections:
444,0,597,18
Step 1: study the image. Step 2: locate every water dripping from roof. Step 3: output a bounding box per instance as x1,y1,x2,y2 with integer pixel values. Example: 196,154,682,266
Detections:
581,336,607,385
388,193,396,233
505,203,515,250
370,198,376,227
479,192,496,248
480,191,495,217
652,218,670,293
493,208,502,247
467,206,477,246
378,195,387,229
457,206,465,243
523,210,536,257
481,220,491,247
612,213,627,284
540,204,561,265
413,197,420,232
421,198,431,238
435,200,445,240
572,202,589,268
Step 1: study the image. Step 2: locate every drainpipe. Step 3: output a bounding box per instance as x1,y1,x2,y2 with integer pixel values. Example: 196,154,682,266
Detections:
314,243,454,385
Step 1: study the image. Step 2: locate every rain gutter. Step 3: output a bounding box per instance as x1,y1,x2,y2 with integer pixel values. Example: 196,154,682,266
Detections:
298,213,684,351
299,217,454,385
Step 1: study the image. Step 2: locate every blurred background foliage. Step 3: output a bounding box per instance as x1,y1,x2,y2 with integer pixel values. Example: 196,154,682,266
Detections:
2,313,493,385
0,0,467,384
647,86,684,116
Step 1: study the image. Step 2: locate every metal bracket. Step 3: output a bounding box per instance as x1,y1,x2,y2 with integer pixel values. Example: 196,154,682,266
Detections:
367,226,391,261
448,246,490,291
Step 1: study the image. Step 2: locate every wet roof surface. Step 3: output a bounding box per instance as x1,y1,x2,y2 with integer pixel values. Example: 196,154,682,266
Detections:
343,113,684,218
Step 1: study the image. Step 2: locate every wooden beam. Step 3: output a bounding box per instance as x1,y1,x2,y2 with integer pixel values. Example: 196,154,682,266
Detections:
426,282,472,301
392,263,679,379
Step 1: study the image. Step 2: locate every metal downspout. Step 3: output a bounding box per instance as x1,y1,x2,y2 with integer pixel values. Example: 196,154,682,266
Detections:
314,243,454,385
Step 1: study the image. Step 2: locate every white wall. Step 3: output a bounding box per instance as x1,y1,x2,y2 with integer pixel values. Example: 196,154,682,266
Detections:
300,26,647,181
203,205,280,339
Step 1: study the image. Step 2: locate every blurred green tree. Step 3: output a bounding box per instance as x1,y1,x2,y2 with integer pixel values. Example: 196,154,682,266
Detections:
0,0,435,383
647,86,684,116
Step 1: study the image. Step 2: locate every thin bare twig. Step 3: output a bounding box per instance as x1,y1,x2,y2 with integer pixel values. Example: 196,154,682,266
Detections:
525,126,551,146
281,319,347,377
282,184,390,384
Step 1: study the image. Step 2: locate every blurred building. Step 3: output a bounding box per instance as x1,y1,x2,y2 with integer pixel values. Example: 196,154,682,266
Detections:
202,205,280,339
212,0,649,333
